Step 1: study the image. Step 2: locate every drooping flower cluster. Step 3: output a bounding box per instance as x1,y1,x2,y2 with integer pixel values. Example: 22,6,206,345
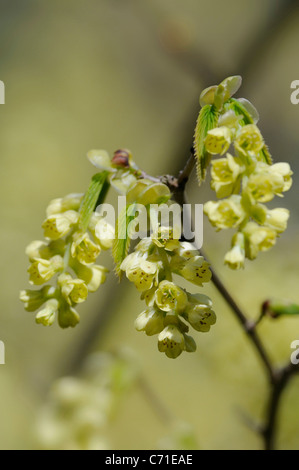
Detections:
20,192,114,328
199,77,293,269
36,350,139,450
121,229,215,359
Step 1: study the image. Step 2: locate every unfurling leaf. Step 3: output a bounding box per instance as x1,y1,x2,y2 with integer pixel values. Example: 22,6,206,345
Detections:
113,204,137,277
194,104,218,184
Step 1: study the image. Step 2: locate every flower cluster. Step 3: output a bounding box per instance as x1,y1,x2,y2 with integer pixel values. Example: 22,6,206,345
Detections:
36,350,139,450
200,80,293,268
121,230,215,359
20,193,114,328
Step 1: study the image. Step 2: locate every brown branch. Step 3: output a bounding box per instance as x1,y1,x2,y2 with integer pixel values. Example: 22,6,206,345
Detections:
169,150,299,450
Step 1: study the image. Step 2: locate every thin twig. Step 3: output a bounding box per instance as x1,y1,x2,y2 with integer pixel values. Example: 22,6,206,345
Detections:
172,150,299,450
202,251,275,383
138,376,173,425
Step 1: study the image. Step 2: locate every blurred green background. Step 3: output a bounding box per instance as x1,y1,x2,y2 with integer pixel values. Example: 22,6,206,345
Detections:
0,0,299,450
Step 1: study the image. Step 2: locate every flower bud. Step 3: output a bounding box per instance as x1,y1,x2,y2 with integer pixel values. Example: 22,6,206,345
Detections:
224,232,245,270
135,308,165,336
58,303,80,329
111,149,132,169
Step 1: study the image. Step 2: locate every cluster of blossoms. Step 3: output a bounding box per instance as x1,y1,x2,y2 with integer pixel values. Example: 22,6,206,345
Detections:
20,192,114,327
120,229,215,359
199,76,293,269
37,350,139,450
87,151,217,359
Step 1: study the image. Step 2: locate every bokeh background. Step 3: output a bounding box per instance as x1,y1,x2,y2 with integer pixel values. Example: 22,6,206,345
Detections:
0,0,299,450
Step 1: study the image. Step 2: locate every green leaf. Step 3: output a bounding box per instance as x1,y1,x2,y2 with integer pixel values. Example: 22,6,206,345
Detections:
260,144,273,165
113,203,137,277
194,104,218,183
78,172,109,232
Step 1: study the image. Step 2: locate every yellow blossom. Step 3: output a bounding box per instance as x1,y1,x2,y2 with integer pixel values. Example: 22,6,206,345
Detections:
135,308,165,336
243,222,277,260
71,232,101,265
235,124,264,156
158,325,186,359
155,281,188,313
204,126,233,155
28,255,64,285
58,273,88,305
210,153,244,198
35,299,59,326
121,252,160,292
42,211,79,240
265,208,290,233
204,195,246,230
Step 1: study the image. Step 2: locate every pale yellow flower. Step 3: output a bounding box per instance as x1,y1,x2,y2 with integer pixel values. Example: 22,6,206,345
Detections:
121,252,160,292
88,213,115,250
151,226,180,252
35,299,59,326
46,193,83,217
42,211,79,240
204,126,233,155
210,153,244,198
204,195,246,230
245,162,292,203
265,208,290,233
155,281,188,313
58,273,88,305
71,261,108,292
28,255,64,285
58,303,80,329
135,308,165,336
235,124,264,156
71,232,101,265
224,232,245,270
19,286,56,312
158,325,186,359
243,222,277,260
177,256,212,287
184,294,216,332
